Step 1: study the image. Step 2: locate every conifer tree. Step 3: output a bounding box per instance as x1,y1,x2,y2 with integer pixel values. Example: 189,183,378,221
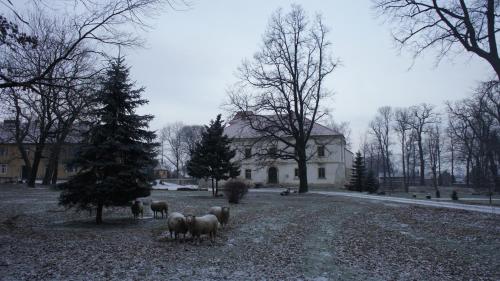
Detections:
187,114,240,196
364,170,379,194
347,151,365,192
59,57,158,224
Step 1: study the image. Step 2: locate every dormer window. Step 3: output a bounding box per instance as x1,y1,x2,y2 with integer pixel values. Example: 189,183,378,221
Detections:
244,147,252,159
317,145,325,157
269,146,278,159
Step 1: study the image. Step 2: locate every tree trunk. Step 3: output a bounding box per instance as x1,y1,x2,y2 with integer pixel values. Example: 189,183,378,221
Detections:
296,139,309,193
401,141,407,192
211,178,215,197
215,180,219,196
51,157,59,185
96,203,103,224
466,156,471,187
298,158,308,193
417,137,425,186
437,145,441,186
42,143,62,185
42,149,56,185
16,143,31,181
27,146,44,187
450,141,455,183
42,164,53,185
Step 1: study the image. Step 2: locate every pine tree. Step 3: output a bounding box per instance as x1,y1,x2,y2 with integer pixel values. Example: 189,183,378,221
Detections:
364,170,379,194
347,151,365,192
59,57,158,224
187,114,240,196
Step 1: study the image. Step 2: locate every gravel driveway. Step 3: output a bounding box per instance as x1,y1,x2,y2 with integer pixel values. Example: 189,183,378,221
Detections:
0,185,499,280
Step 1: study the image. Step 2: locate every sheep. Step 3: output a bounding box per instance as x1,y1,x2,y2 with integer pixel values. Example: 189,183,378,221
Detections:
131,200,143,219
151,201,168,219
167,212,188,240
208,206,230,227
185,214,220,243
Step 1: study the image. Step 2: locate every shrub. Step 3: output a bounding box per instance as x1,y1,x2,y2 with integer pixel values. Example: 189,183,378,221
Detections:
451,190,458,201
224,180,249,204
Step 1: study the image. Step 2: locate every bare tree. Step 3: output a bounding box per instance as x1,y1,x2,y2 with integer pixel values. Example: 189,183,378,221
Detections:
179,124,204,174
394,107,412,191
426,124,442,191
0,0,176,90
1,12,101,187
160,122,185,178
227,5,337,193
410,103,439,185
370,106,393,190
447,82,499,193
180,125,204,156
374,0,500,79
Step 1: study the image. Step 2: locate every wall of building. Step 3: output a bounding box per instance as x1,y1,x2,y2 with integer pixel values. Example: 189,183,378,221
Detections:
0,143,78,183
231,136,349,187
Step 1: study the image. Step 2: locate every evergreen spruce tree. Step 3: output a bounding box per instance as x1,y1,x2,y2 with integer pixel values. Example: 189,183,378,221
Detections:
59,57,158,224
347,151,365,192
364,170,379,194
187,114,240,196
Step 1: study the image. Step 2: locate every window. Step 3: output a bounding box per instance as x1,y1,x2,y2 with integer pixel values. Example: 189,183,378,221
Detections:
318,167,326,179
0,164,7,174
245,169,252,180
317,146,325,157
269,146,278,159
294,168,299,178
244,147,252,159
0,147,7,157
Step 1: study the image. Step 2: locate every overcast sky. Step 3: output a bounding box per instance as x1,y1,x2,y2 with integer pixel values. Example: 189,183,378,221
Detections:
124,0,492,150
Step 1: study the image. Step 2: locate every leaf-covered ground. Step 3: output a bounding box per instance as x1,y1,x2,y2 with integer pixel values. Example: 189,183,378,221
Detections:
0,185,498,280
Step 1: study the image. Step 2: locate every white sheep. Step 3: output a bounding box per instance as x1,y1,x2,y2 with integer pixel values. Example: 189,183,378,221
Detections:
208,206,230,227
167,212,188,240
151,201,168,219
185,214,220,242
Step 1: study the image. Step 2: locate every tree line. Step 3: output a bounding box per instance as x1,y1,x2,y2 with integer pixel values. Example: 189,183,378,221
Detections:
362,80,499,193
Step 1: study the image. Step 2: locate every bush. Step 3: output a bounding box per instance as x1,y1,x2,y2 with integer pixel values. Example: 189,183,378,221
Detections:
224,180,249,204
451,190,458,201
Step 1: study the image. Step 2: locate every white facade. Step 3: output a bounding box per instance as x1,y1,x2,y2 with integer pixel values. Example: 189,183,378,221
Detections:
224,117,353,188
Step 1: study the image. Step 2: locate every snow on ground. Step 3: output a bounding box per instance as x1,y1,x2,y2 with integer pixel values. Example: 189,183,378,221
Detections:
151,181,198,190
1,185,499,280
250,188,500,214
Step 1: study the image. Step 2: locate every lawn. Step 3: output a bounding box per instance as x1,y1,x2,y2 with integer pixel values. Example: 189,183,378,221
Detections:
0,184,499,280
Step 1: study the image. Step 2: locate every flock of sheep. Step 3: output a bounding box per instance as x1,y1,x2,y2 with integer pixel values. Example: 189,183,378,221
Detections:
131,200,230,243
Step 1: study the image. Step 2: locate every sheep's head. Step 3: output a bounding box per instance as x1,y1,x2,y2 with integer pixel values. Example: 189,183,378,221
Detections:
222,207,230,214
185,215,196,229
